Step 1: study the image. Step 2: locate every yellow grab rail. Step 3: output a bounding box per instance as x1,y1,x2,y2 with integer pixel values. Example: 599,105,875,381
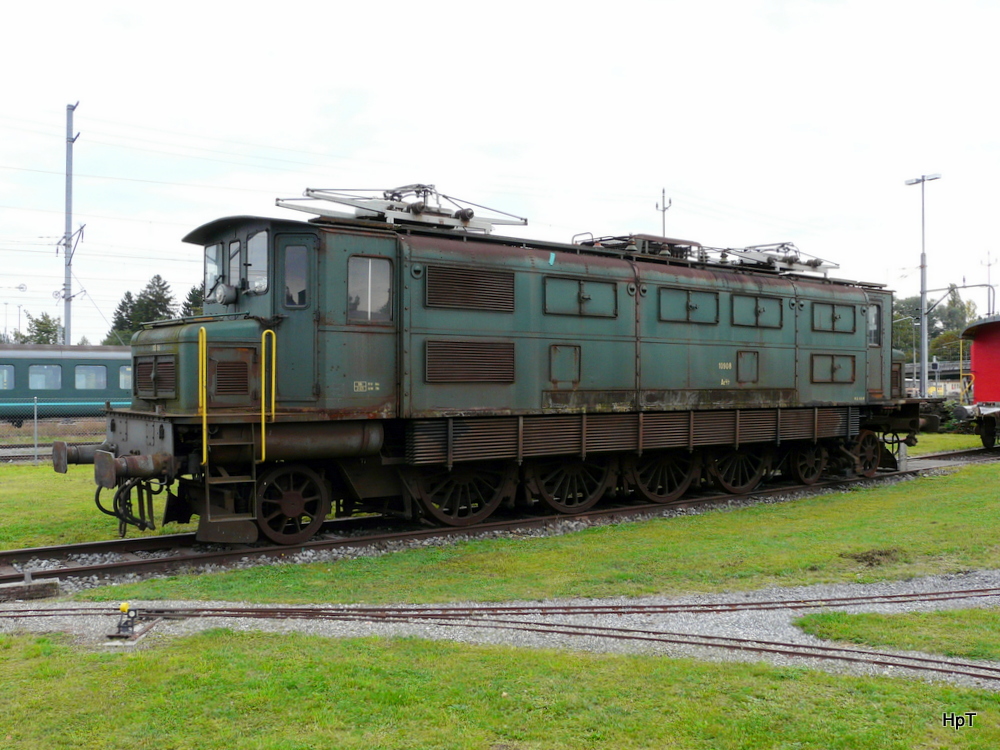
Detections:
198,326,207,465
260,329,276,461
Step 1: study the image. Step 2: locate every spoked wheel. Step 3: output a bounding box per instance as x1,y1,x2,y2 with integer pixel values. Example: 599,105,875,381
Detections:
852,430,881,478
706,447,771,494
409,462,517,527
256,464,331,545
624,450,700,504
524,456,617,514
788,443,828,486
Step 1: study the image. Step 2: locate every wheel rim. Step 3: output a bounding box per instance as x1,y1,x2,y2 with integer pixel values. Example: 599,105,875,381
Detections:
410,462,515,527
256,464,330,544
626,450,700,503
707,447,769,494
525,457,616,514
789,443,828,485
854,431,881,478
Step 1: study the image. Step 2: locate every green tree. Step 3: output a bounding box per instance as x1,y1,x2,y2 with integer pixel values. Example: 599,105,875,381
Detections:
102,291,137,345
19,311,61,344
132,275,176,326
181,283,205,318
102,277,178,345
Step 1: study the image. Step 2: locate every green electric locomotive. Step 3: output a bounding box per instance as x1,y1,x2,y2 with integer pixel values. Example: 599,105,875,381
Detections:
55,186,922,544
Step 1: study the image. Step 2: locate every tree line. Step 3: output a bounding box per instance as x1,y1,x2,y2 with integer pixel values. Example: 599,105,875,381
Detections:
0,276,203,346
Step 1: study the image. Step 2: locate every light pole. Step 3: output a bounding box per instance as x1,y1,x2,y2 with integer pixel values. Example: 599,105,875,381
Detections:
905,173,941,398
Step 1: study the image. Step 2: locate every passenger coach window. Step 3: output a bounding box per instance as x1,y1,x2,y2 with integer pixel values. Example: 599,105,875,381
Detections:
75,365,107,390
284,245,308,308
868,304,882,346
205,243,222,296
348,257,392,322
29,365,61,390
247,231,268,293
119,365,132,390
0,365,12,389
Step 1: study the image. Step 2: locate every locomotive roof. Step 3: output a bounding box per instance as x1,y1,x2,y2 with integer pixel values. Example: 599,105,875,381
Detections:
183,213,886,290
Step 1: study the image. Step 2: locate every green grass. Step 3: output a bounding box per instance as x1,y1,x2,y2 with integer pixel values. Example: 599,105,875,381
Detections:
2,629,1000,750
797,609,1000,662
75,462,1000,605
910,432,984,455
0,465,195,549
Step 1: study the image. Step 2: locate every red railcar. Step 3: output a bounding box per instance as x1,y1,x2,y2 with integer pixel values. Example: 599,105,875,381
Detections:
957,314,1000,447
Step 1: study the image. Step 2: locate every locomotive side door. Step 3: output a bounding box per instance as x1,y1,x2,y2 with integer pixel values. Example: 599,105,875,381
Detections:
865,293,887,398
275,233,319,402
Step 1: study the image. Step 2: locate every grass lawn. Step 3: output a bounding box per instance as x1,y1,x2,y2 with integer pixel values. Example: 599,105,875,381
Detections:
797,609,1000,662
910,432,984,455
0,464,196,549
2,630,1000,750
6,452,1000,748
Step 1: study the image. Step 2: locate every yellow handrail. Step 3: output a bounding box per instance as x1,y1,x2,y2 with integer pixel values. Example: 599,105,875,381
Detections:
260,329,276,461
198,326,207,465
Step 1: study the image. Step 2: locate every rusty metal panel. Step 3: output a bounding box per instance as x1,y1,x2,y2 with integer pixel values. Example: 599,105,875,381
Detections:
426,266,514,312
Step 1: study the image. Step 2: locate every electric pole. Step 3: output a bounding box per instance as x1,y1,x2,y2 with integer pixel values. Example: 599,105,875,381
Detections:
62,101,80,345
656,188,671,238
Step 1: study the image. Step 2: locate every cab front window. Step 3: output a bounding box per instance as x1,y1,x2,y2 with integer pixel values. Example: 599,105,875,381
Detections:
205,243,222,296
247,231,269,293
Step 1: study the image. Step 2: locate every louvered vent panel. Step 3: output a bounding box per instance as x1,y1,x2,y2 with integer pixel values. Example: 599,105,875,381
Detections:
426,341,515,383
779,410,814,440
135,361,154,394
693,411,737,446
216,361,249,395
156,359,176,393
739,411,777,443
817,407,849,437
523,415,582,456
641,413,690,449
426,267,515,312
452,418,519,462
406,421,448,464
587,414,639,452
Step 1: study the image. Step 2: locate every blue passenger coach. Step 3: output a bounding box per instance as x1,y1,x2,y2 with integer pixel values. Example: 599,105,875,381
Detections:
0,344,131,426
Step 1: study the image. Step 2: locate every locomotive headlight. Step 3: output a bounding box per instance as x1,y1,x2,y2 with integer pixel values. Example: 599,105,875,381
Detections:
214,284,237,305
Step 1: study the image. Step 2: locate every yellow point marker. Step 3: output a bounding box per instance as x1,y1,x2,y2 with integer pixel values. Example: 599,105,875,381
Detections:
119,602,130,614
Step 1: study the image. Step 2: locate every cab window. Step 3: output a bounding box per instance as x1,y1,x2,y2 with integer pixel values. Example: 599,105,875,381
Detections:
228,240,241,288
348,257,392,322
247,231,269,293
284,245,308,308
204,243,222,294
867,304,882,346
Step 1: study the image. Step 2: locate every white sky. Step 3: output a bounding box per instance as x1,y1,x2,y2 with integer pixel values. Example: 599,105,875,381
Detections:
2,0,998,344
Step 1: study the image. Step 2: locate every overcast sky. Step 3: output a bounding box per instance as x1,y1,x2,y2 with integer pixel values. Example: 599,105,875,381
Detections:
2,0,997,344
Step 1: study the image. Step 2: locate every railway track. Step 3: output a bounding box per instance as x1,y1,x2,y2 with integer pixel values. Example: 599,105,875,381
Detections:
1,447,996,590
5,597,1000,687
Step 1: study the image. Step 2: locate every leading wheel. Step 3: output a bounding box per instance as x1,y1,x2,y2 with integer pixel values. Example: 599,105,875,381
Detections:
624,450,700,504
852,430,881,478
524,456,616,514
788,443,828,486
408,462,516,526
256,464,330,545
706,447,771,494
